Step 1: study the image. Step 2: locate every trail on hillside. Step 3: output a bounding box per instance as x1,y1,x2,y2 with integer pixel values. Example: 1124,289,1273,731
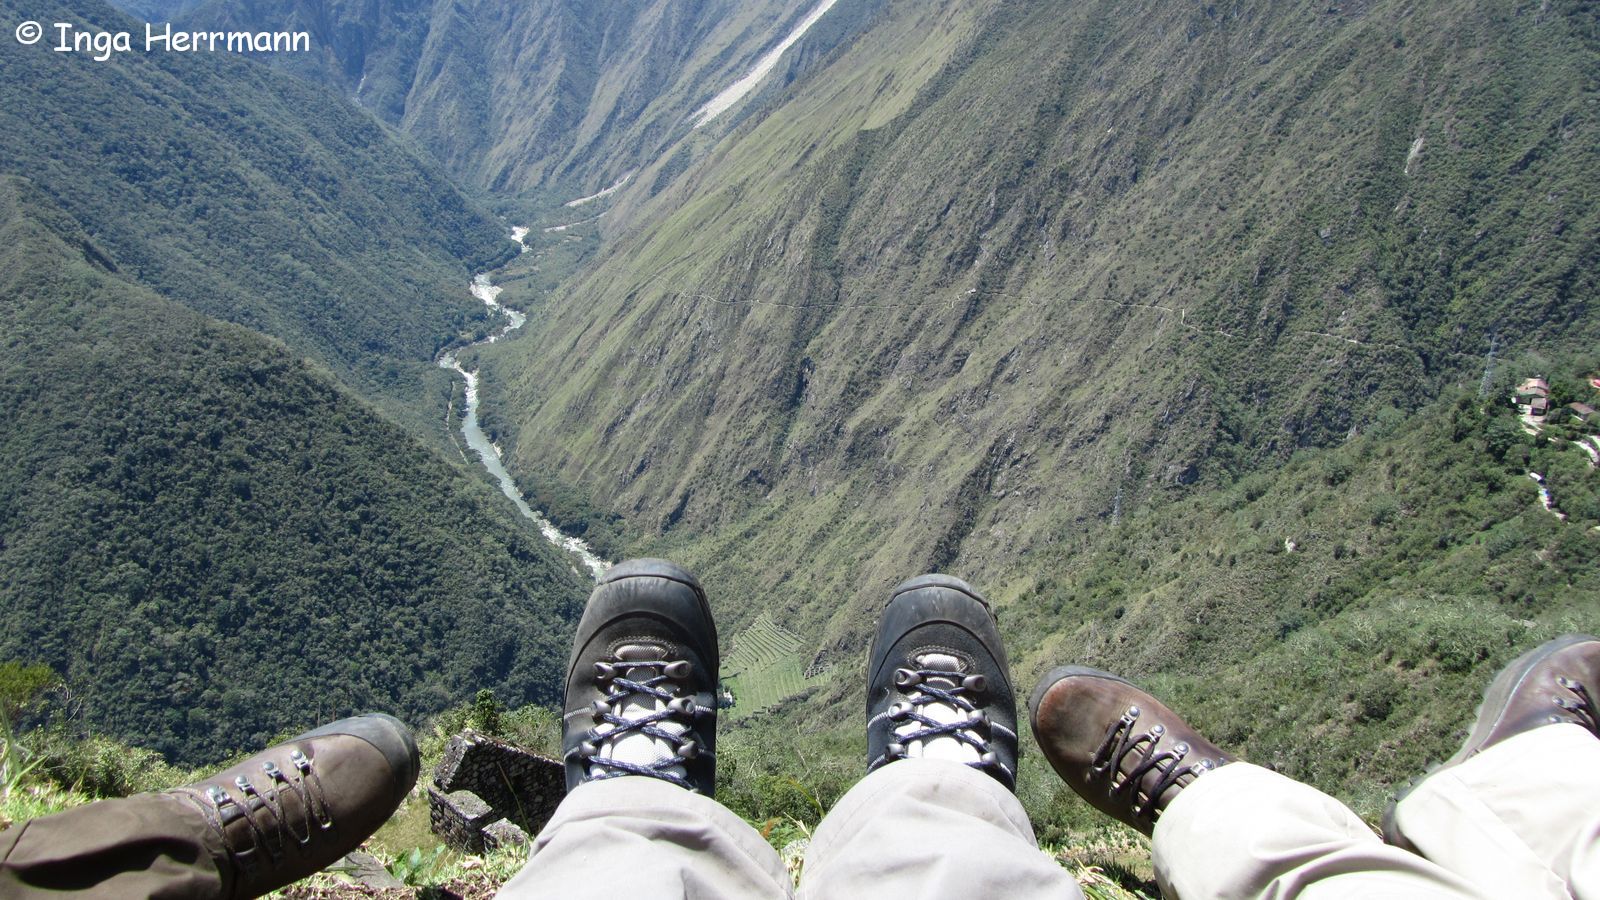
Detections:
564,172,634,208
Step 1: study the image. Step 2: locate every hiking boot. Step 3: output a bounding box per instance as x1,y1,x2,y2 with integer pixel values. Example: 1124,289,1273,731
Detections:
866,574,1019,789
169,712,420,898
1383,633,1600,849
562,558,719,794
1029,667,1229,835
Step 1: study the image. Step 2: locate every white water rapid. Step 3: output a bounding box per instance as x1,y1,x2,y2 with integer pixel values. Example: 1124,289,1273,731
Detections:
438,236,610,579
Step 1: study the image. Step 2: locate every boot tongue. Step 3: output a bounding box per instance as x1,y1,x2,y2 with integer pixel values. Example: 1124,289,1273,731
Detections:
598,643,688,777
617,642,667,662
919,653,963,688
898,653,981,764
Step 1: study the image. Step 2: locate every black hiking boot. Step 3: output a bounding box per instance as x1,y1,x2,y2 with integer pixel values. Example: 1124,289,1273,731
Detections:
866,574,1019,790
562,558,719,794
168,713,420,898
1029,668,1229,835
1383,633,1600,850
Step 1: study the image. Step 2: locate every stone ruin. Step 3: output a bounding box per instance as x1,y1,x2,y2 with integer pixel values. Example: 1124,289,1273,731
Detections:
427,729,565,854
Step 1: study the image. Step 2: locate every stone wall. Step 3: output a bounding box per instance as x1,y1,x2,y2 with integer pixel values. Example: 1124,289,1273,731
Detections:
427,729,564,854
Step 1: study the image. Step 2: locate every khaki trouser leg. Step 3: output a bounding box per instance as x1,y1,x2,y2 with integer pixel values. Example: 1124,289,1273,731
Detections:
798,758,1083,900
1152,762,1488,900
0,792,223,899
497,775,793,899
1391,722,1600,899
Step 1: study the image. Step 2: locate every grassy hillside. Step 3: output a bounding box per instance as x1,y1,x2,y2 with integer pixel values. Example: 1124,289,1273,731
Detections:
0,0,512,430
709,384,1600,842
484,0,1598,670
0,177,587,764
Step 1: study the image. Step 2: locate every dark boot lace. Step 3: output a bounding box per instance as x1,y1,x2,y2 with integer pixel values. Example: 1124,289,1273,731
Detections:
569,652,708,790
184,748,333,873
869,653,1015,783
1555,676,1599,735
1092,705,1220,826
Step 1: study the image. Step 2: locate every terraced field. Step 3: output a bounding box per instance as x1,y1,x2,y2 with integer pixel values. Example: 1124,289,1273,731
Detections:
722,613,826,716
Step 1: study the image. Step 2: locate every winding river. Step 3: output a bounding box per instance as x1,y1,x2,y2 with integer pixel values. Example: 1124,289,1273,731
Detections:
438,247,610,580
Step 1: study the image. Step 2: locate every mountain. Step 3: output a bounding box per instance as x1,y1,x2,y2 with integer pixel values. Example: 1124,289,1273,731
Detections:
462,0,1600,810
108,0,203,22
0,176,588,764
0,0,512,430
178,0,880,198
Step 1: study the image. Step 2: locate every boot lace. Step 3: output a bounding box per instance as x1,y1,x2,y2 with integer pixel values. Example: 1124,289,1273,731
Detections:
569,653,707,790
1092,705,1219,826
1555,676,1599,735
185,747,333,872
869,655,1015,783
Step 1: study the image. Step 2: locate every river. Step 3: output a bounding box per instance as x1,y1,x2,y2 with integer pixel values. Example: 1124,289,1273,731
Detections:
438,248,610,580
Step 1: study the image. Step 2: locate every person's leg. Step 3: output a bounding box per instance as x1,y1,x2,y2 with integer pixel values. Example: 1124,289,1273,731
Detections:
499,559,790,899
497,776,791,899
1030,669,1489,900
0,713,418,900
1387,634,1600,899
802,758,1080,899
1154,763,1491,899
800,574,1082,900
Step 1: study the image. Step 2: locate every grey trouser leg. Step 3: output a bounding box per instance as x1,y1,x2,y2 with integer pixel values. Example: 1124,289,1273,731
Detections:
1391,723,1600,899
1152,762,1490,899
799,758,1084,900
497,775,793,899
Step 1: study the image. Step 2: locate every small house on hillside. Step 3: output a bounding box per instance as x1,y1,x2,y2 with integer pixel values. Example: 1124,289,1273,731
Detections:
1516,377,1550,401
1515,376,1552,423
1568,402,1596,424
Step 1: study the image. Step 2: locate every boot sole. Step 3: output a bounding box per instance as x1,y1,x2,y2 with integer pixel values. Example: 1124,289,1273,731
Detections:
887,573,992,612
598,557,710,617
297,713,420,808
567,558,715,674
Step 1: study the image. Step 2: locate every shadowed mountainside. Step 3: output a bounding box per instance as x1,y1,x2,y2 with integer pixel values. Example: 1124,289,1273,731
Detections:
0,0,512,430
180,0,883,199
0,177,588,764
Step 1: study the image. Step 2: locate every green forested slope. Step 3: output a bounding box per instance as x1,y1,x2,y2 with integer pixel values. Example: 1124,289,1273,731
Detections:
704,383,1600,840
486,0,1599,660
0,0,511,426
0,178,586,764
1000,383,1600,830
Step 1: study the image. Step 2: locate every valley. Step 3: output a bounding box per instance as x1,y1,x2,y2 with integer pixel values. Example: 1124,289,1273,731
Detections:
440,251,609,580
1,0,1599,890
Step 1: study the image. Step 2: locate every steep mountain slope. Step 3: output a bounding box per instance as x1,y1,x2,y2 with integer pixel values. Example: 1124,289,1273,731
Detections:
0,177,587,764
0,0,510,428
486,0,1598,671
182,0,881,197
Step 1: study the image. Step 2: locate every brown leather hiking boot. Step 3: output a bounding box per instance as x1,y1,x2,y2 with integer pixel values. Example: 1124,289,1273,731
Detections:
168,713,420,898
1383,633,1600,849
1029,666,1229,835
0,714,418,899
